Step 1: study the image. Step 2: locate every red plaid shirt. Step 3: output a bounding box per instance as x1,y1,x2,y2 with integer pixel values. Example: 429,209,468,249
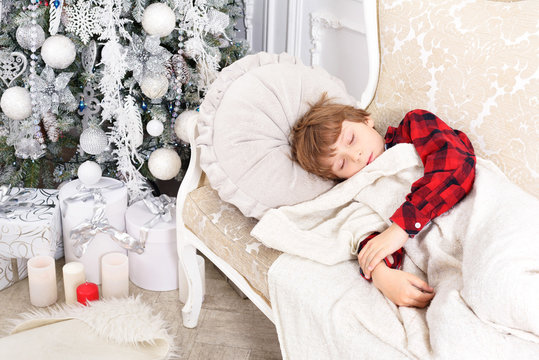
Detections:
359,109,476,278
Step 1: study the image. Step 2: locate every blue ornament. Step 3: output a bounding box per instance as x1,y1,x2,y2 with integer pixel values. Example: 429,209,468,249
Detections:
196,107,200,112
168,103,174,113
141,101,148,111
53,0,60,9
78,97,86,111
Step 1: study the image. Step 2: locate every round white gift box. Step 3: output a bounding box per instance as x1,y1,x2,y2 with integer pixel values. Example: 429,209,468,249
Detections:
125,200,179,291
59,178,128,284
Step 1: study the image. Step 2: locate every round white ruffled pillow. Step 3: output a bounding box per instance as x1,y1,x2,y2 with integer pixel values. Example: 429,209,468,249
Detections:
197,52,358,219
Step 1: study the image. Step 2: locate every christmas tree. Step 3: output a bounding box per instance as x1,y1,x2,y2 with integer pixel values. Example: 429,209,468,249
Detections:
0,0,248,201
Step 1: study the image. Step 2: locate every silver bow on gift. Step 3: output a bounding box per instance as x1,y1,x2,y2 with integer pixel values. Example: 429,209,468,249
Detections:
0,185,54,218
139,194,176,247
61,182,124,217
66,184,144,257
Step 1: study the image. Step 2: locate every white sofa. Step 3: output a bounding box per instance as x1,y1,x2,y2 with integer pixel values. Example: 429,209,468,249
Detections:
176,0,538,356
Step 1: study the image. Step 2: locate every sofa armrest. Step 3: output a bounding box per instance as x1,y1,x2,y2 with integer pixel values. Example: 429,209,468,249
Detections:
176,116,203,231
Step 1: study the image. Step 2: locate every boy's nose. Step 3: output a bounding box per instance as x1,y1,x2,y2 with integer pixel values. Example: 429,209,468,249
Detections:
348,149,361,162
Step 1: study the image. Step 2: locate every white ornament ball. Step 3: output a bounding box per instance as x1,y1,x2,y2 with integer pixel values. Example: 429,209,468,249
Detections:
41,35,76,69
140,73,169,99
146,119,164,137
142,3,176,38
0,86,32,120
174,110,199,143
148,148,182,181
80,127,108,155
77,161,102,186
100,41,123,64
16,23,46,50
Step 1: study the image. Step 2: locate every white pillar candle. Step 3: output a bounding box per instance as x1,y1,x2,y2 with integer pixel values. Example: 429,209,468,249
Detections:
62,262,85,304
27,255,57,307
179,255,206,303
101,252,129,299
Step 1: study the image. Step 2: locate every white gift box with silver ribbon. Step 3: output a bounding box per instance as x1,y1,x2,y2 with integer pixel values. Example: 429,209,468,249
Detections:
125,195,179,291
59,178,132,285
0,186,62,290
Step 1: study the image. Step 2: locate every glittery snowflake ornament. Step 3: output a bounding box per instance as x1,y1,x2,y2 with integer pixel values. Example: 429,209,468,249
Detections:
64,0,104,44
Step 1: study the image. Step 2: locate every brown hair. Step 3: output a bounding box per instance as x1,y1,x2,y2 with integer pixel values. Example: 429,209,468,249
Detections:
290,93,371,179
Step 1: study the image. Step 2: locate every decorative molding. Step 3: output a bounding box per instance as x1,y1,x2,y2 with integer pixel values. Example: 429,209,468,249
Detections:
359,0,380,108
262,0,269,51
244,0,255,49
286,0,304,56
309,12,365,66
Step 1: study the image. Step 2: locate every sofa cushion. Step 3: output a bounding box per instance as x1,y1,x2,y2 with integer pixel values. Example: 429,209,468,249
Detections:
367,0,539,197
197,52,359,219
182,185,282,300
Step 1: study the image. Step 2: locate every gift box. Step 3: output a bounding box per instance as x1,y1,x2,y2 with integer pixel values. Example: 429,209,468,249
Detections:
59,178,129,285
125,196,179,291
0,186,62,290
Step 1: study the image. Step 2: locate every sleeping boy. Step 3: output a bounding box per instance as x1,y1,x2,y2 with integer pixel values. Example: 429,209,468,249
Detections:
290,94,476,308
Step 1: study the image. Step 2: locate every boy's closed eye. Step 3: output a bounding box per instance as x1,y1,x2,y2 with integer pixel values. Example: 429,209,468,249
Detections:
324,119,386,179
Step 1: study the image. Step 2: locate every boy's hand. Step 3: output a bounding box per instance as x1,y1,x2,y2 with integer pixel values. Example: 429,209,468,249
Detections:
358,223,408,279
371,264,435,308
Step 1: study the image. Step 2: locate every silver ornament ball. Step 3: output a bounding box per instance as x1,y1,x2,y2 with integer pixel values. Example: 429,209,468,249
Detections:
16,23,46,50
80,127,108,155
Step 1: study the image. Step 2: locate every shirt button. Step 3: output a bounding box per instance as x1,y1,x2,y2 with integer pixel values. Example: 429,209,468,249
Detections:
415,222,421,229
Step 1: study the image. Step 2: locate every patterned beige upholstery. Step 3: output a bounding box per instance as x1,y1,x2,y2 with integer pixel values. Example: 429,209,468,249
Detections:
183,186,281,300
182,0,538,306
367,0,538,197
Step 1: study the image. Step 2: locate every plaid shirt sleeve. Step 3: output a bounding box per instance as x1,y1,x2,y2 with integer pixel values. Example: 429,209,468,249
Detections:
357,233,404,281
384,109,476,237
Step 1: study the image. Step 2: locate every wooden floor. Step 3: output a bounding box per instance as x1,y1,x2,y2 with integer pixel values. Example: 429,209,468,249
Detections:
0,256,282,359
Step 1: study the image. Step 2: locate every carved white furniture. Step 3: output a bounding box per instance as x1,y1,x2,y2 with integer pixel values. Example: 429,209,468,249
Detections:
176,0,539,351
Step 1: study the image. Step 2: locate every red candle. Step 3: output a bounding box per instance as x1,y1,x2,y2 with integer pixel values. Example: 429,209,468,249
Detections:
76,282,99,305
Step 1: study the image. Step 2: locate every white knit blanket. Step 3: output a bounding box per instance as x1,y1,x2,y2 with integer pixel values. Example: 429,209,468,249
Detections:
251,143,539,359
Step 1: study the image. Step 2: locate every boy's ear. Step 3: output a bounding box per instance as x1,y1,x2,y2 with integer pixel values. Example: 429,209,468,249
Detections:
366,116,374,128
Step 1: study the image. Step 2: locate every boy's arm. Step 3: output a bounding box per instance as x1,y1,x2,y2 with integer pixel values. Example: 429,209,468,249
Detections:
358,223,408,279
370,262,435,308
357,229,405,280
360,110,476,277
387,109,476,237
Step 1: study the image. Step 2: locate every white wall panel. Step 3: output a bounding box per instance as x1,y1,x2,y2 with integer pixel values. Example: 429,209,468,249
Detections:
247,0,370,100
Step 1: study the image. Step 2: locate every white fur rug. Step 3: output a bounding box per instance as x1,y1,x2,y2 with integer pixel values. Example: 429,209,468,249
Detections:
0,296,176,360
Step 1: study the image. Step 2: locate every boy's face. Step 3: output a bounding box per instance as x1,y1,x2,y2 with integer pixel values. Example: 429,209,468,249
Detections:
322,118,385,179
